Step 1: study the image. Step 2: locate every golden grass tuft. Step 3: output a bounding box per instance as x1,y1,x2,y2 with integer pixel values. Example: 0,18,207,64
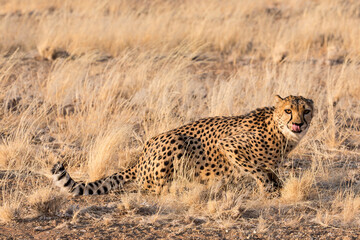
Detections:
207,200,218,214
342,193,360,224
0,139,32,169
332,192,360,225
27,188,65,216
314,192,360,227
281,171,314,203
0,203,18,223
257,215,268,233
118,193,140,211
88,125,133,181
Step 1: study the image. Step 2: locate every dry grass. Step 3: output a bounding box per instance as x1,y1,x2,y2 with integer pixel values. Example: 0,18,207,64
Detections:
314,192,360,227
341,193,360,224
0,203,18,223
1,0,360,62
281,171,315,203
27,188,65,216
0,0,359,236
88,125,133,181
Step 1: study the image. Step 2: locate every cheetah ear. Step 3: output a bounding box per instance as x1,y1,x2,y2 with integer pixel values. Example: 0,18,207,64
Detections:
274,95,283,105
306,98,314,106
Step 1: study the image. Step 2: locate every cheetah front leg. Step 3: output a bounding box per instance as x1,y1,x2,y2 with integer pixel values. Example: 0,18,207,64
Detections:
218,134,283,195
257,168,282,193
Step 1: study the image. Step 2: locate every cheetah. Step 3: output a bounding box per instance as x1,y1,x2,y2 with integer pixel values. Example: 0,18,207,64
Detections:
52,95,314,196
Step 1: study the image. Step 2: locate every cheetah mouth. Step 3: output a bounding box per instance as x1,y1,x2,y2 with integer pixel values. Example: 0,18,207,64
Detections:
290,124,303,133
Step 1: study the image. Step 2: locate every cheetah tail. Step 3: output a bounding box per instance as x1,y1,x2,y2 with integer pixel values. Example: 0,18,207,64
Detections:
51,162,135,196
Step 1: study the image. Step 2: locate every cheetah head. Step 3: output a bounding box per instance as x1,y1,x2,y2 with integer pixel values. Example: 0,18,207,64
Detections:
274,95,314,141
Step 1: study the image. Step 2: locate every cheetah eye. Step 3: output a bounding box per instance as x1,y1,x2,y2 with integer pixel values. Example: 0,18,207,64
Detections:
304,110,311,114
284,109,292,114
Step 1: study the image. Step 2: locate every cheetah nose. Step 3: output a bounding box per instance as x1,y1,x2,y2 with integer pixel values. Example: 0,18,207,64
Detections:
291,123,303,132
294,122,303,127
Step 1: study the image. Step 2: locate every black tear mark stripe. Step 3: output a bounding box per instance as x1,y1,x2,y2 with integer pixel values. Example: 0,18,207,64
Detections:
287,113,293,126
303,113,308,126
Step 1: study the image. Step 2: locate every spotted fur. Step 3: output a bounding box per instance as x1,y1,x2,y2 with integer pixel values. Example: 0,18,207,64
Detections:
51,95,314,196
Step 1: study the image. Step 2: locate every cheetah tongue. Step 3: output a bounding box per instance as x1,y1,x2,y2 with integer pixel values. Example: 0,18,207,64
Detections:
291,124,301,132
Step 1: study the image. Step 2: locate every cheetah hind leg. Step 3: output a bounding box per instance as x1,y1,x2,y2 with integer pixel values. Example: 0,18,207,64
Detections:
51,162,136,196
